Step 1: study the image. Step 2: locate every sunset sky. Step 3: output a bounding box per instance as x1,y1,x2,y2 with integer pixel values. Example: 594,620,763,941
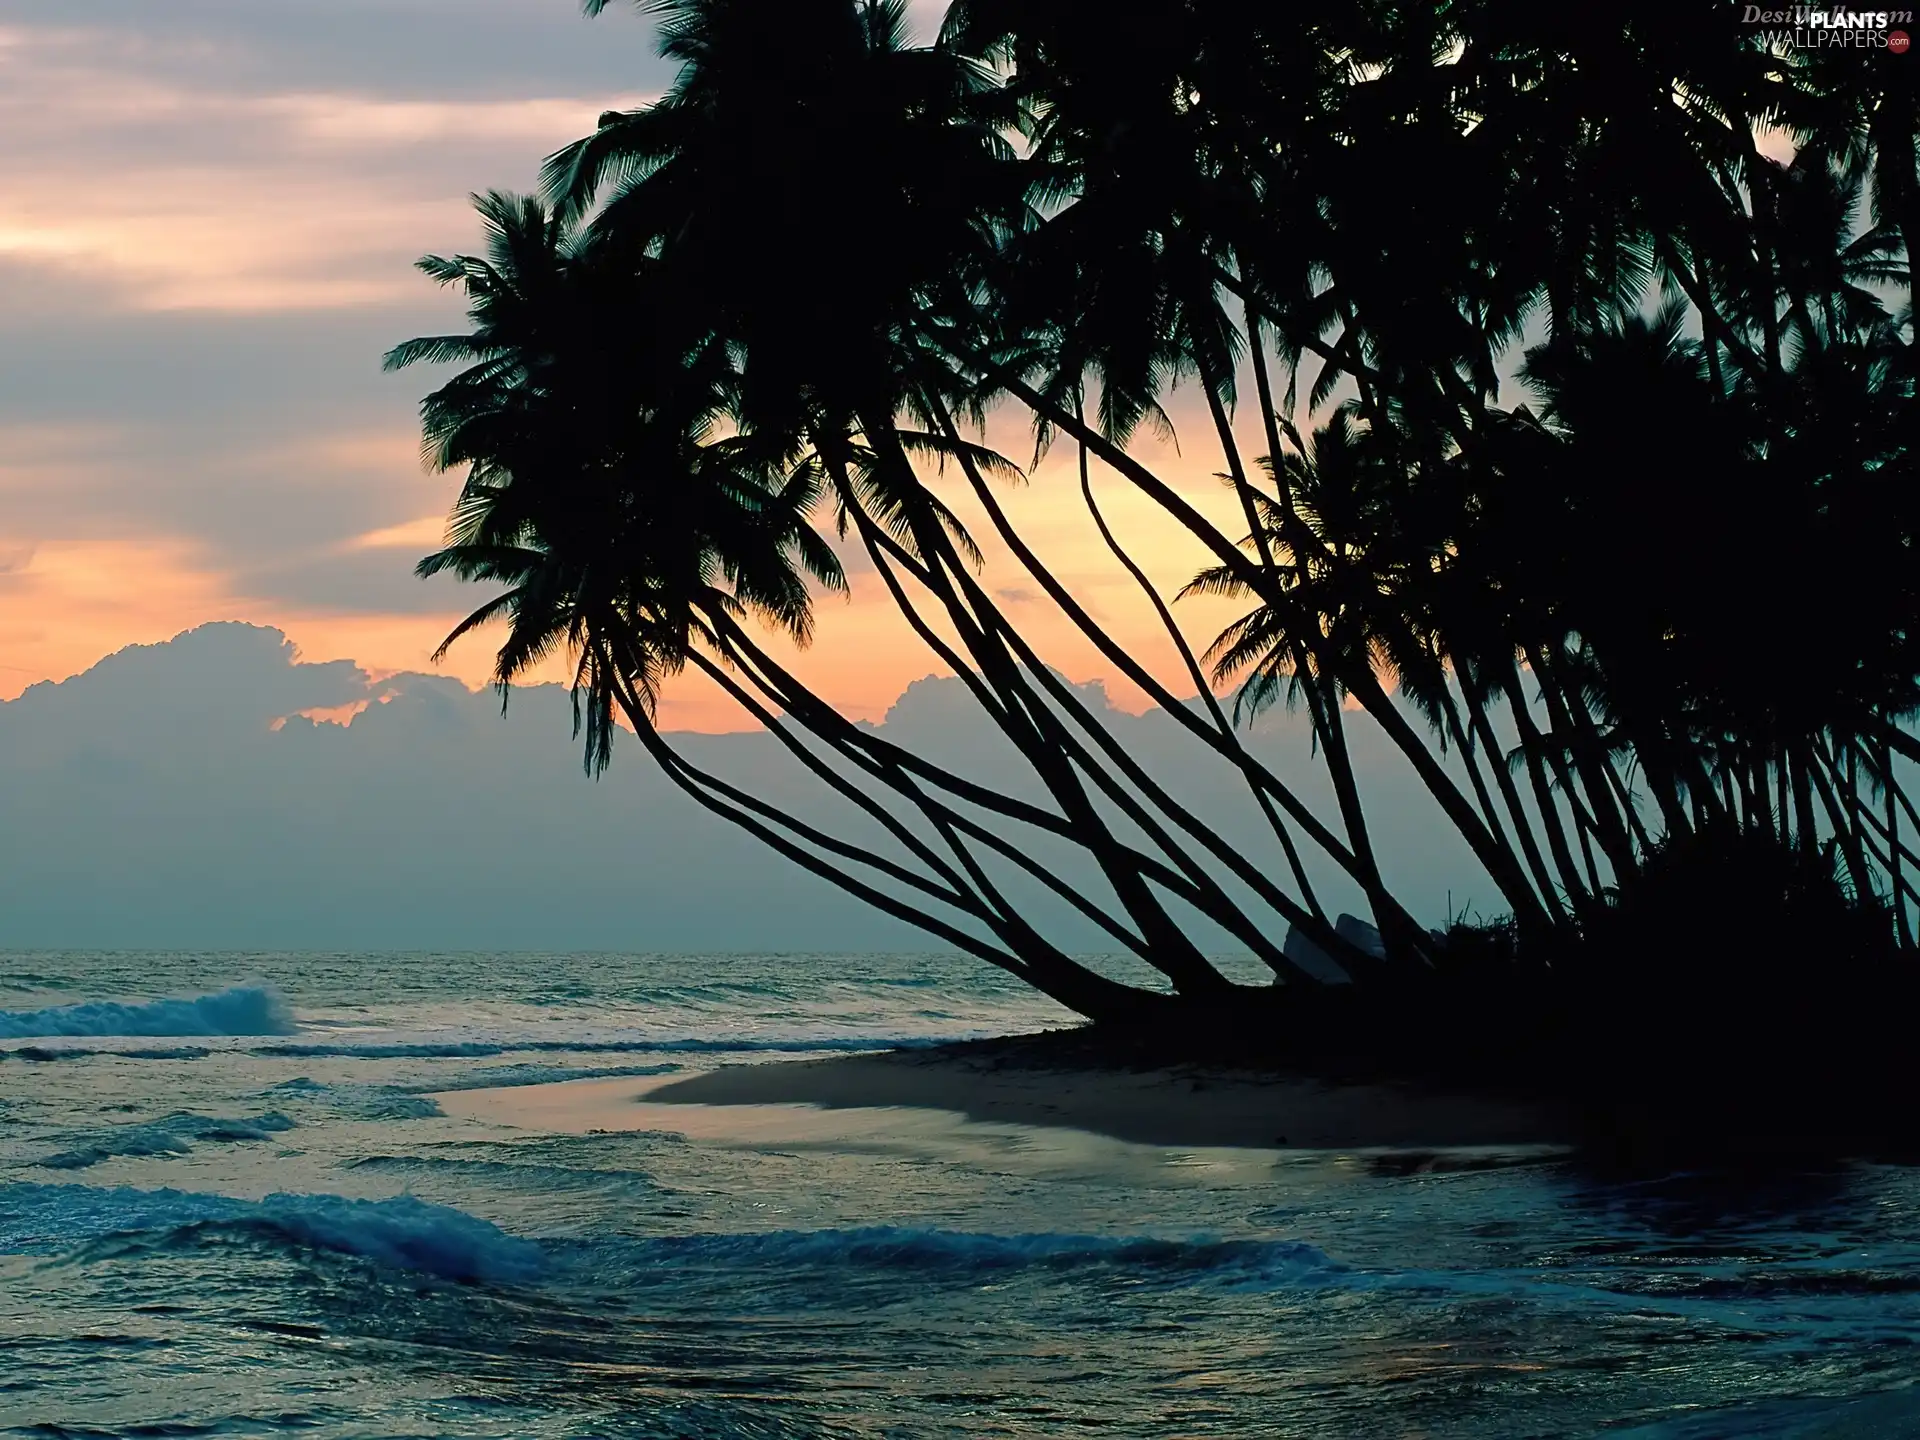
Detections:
0,0,1258,731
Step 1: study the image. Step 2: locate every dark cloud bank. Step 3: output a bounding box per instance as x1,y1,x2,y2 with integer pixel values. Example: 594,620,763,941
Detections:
0,624,1491,954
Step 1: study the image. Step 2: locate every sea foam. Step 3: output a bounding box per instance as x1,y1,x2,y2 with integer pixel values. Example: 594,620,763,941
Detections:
0,985,295,1039
0,1183,544,1284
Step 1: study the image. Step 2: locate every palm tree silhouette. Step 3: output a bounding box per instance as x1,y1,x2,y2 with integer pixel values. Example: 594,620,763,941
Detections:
389,0,1918,1052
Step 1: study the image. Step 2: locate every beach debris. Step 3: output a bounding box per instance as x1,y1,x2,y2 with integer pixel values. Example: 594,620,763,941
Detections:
1282,925,1353,984
1334,914,1388,960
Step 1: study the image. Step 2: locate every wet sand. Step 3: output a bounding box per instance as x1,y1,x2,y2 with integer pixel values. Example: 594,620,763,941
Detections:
436,1033,1570,1151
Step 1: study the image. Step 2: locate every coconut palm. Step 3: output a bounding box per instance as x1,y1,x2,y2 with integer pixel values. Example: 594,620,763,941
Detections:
391,189,1254,1017
392,0,1917,1052
385,191,843,767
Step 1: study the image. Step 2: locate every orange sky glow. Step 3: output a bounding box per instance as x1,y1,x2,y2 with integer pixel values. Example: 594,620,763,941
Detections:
0,4,1261,733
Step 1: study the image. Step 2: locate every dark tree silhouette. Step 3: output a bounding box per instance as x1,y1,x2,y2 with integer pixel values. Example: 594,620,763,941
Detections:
389,0,1917,1046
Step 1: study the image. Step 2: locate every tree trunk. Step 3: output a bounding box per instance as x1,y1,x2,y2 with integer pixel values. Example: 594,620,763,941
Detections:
856,411,1237,998
1499,663,1590,906
1461,669,1566,925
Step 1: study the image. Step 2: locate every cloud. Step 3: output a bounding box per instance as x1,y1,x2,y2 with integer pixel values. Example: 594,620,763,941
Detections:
0,0,1273,739
0,4,678,711
0,3,673,104
349,516,449,551
0,623,1494,952
0,20,655,313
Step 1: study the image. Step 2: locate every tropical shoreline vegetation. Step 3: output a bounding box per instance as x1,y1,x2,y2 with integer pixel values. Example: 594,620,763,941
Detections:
389,0,1916,1119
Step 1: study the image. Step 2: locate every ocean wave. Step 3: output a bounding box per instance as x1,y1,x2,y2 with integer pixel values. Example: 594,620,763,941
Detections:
0,985,295,1039
421,1061,683,1092
247,1035,941,1059
0,1183,1331,1294
251,1040,509,1059
0,1043,215,1062
4,1027,955,1062
265,1077,442,1121
40,1111,297,1171
609,1226,1343,1291
0,1183,544,1284
347,1152,658,1194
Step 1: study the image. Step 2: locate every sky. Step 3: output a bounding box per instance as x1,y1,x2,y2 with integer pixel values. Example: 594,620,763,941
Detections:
0,5,1789,956
0,1,1440,955
0,622,1489,952
0,0,1265,733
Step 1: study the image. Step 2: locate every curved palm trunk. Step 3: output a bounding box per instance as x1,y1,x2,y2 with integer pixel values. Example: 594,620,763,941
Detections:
1777,758,1792,848
1790,747,1819,857
1878,720,1920,769
1885,738,1915,949
1191,355,1430,966
862,520,1228,994
978,361,1557,938
913,395,1398,979
922,394,1401,954
713,614,1327,973
1808,738,1877,902
1602,690,1695,841
845,418,1237,998
1439,685,1535,905
611,666,1163,1022
1532,643,1638,874
1069,423,1328,929
1498,663,1590,907
684,645,1170,974
1460,668,1567,923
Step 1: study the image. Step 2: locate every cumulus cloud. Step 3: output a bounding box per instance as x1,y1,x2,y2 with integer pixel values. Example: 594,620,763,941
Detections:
0,623,1492,953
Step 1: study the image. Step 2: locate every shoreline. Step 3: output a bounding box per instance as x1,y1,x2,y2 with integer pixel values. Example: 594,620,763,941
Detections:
436,1030,1573,1152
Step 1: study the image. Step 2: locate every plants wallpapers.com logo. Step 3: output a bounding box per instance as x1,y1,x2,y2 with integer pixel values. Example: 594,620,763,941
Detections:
1741,7,1913,48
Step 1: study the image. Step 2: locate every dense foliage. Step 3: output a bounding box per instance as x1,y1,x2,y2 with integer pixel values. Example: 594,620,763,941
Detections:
391,0,1917,1027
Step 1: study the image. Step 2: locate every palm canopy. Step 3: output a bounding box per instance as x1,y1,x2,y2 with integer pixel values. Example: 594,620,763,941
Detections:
385,190,844,771
548,0,1022,447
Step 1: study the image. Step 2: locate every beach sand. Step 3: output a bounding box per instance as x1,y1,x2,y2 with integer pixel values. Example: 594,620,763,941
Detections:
436,1033,1570,1151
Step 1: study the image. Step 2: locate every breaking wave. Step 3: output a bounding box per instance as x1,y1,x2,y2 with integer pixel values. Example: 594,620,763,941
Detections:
0,986,294,1039
0,1183,544,1284
0,1184,1334,1293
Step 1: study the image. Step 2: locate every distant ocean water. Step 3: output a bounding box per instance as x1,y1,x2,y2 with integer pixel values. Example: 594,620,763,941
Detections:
2,950,1918,1438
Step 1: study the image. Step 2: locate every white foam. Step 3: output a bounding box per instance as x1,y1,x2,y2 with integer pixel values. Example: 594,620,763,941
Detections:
0,986,295,1039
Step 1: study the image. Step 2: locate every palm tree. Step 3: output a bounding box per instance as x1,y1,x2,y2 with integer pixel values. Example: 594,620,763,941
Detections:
391,0,1916,1047
540,0,1348,998
386,192,840,761
389,189,1221,1019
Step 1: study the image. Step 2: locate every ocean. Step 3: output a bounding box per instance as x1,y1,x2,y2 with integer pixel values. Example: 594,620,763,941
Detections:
2,949,1918,1438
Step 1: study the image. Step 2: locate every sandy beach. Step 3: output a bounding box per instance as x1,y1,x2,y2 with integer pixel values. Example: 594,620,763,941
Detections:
435,1032,1571,1151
